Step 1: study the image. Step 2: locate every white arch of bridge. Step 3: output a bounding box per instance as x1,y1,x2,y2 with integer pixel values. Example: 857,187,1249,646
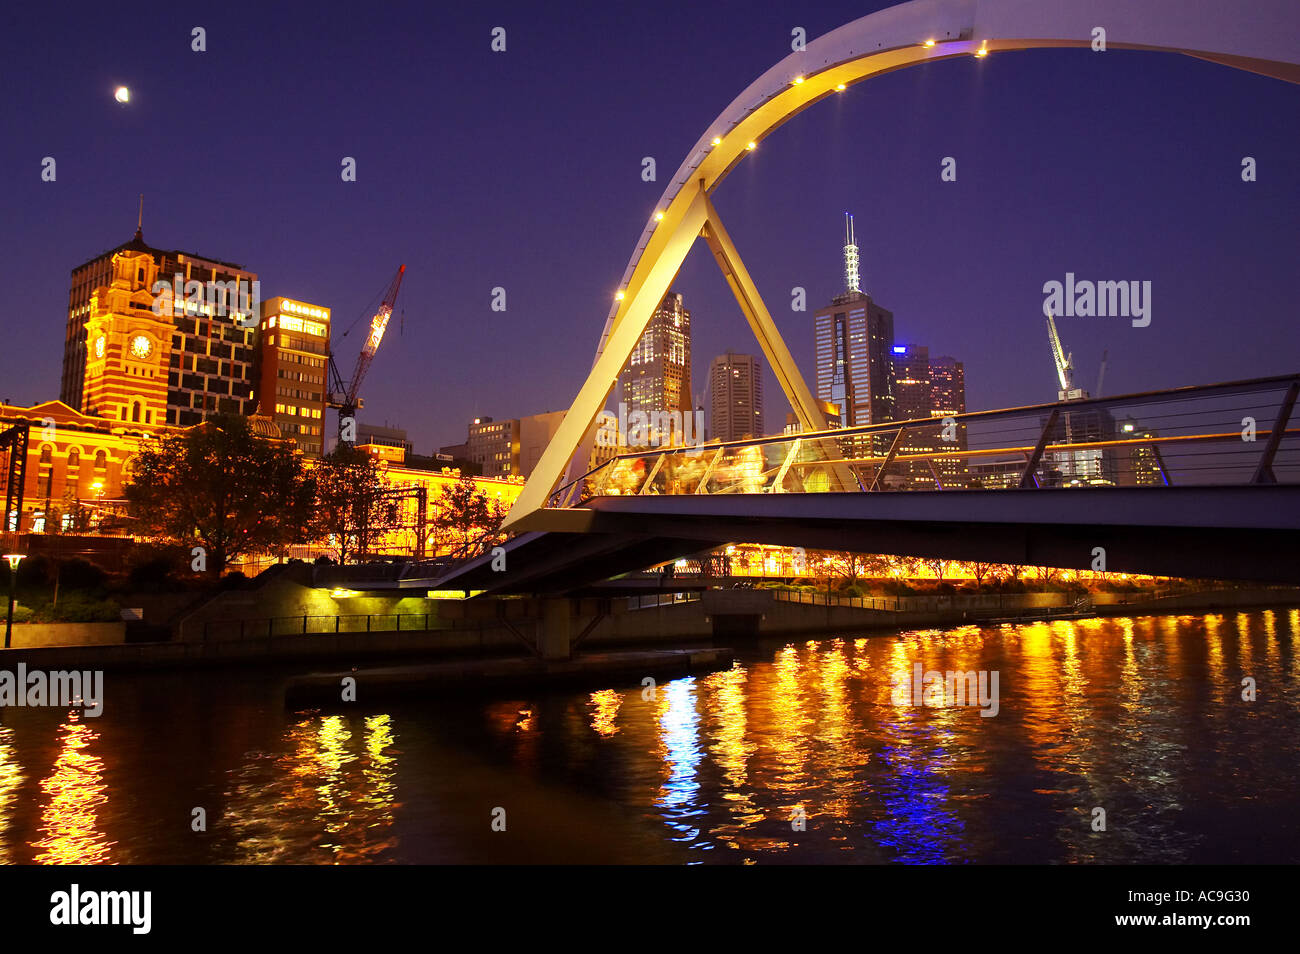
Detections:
503,0,1300,532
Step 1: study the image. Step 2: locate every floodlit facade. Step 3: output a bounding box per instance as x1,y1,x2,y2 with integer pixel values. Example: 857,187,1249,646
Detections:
259,297,330,456
64,226,260,427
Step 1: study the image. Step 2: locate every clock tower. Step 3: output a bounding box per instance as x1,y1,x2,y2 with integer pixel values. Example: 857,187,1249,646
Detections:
82,235,171,426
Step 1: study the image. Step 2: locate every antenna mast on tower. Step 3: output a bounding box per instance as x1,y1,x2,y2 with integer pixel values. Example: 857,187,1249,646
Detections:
843,213,860,294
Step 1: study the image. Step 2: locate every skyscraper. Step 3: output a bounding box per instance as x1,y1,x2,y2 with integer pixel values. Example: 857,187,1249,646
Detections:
709,352,764,442
884,348,969,488
813,215,895,430
619,290,693,443
929,354,968,488
890,344,936,489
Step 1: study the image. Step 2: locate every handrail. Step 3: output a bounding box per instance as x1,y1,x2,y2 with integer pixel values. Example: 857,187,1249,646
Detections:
548,372,1300,505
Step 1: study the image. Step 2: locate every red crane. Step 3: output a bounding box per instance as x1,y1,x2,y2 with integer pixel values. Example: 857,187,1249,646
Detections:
327,264,406,439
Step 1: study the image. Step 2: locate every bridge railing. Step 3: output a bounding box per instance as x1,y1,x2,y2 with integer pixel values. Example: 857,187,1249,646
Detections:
549,373,1299,504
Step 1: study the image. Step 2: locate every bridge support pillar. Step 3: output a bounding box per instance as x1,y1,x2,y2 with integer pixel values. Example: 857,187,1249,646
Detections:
538,598,575,661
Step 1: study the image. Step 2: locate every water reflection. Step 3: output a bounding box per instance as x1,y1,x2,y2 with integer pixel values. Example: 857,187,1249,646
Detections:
588,689,623,737
221,713,398,863
32,712,113,865
655,678,704,848
0,609,1295,864
0,725,22,864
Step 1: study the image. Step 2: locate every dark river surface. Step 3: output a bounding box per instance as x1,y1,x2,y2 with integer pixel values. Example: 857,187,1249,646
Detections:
1,609,1298,864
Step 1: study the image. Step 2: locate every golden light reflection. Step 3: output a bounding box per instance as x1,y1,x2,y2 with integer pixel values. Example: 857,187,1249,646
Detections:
1205,613,1225,681
700,665,761,847
224,713,398,864
768,645,814,789
32,713,113,865
588,689,623,737
1117,615,1140,714
816,640,857,825
0,726,23,864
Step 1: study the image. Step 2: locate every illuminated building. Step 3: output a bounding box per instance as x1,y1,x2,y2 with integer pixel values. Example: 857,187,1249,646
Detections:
784,401,841,435
0,399,522,551
1115,416,1167,486
259,297,330,456
468,417,517,479
619,291,693,443
813,215,896,430
0,400,143,533
709,352,764,441
354,424,412,464
889,344,936,489
462,412,566,479
968,458,1023,490
80,246,172,428
1044,405,1119,486
929,354,968,488
64,224,259,426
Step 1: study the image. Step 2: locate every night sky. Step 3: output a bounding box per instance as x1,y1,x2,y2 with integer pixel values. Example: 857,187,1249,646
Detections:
2,0,1296,454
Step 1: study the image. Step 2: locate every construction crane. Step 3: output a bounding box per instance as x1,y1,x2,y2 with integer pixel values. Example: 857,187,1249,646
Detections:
1044,309,1075,399
327,265,406,440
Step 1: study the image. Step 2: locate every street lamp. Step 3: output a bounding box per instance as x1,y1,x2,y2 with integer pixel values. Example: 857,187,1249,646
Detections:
4,553,24,649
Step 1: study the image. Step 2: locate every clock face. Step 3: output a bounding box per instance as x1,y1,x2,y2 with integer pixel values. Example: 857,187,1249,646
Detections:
130,334,152,359
94,336,105,359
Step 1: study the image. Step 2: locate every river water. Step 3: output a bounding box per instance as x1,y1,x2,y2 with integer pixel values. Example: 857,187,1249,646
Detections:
1,610,1297,864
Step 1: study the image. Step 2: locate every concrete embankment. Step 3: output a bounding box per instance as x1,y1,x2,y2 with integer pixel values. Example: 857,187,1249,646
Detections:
2,579,1294,674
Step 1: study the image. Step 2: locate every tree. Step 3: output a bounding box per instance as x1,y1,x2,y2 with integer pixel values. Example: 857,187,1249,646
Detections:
922,557,952,583
311,446,398,563
430,473,510,560
123,415,314,574
968,561,998,586
57,486,94,534
1033,564,1062,584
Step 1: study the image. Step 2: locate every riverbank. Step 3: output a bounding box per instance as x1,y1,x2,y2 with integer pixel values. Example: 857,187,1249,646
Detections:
1,584,1295,675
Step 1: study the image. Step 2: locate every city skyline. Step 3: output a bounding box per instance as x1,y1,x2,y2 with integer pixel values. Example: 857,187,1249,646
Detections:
1,0,1296,457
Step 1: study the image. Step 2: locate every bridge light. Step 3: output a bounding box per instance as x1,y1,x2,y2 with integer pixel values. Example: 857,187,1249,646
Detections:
836,83,846,91
793,75,805,84
746,141,757,150
924,38,936,48
975,45,988,57
654,211,665,221
615,290,625,301
710,136,722,146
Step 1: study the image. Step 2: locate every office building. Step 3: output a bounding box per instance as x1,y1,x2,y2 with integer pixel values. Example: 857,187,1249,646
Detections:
708,352,764,442
468,417,518,479
928,354,968,487
259,297,330,456
619,291,693,446
890,344,939,489
813,215,895,430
